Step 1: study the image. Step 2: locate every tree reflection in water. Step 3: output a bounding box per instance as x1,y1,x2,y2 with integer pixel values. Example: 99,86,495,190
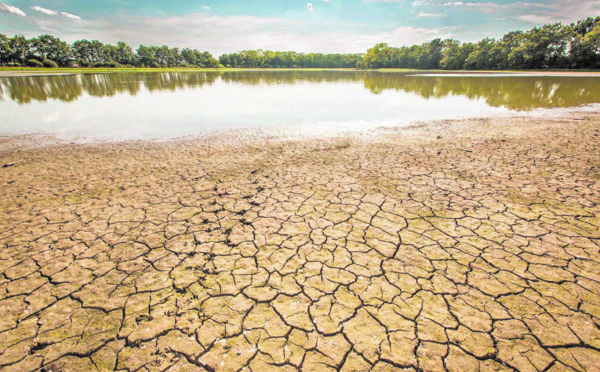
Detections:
1,71,599,111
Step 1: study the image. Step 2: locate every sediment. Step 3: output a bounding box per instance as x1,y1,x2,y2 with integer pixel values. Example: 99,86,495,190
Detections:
1,114,599,371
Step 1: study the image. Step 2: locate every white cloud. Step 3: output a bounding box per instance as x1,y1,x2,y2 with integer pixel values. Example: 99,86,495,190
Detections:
516,14,554,24
413,0,600,25
60,11,81,20
203,5,211,10
384,25,459,44
442,1,547,13
305,3,314,11
516,0,600,24
414,0,600,25
412,0,546,13
322,0,332,2
416,12,445,18
30,5,81,19
0,2,26,16
31,6,57,15
26,12,460,56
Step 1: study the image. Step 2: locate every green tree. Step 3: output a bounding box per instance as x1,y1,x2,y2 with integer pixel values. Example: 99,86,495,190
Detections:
102,44,118,63
364,43,393,68
89,40,104,62
8,35,30,65
418,39,444,69
136,45,156,66
508,23,571,69
572,16,600,37
570,17,600,68
72,39,92,62
168,47,182,66
440,40,474,70
30,34,71,66
218,53,230,67
464,38,506,70
115,41,135,65
0,34,12,66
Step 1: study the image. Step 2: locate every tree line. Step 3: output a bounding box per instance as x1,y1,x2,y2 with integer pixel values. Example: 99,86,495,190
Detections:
0,34,220,68
0,16,599,69
362,16,600,70
218,51,364,68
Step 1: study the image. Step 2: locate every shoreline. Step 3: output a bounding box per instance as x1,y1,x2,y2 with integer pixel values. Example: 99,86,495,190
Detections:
2,68,600,78
1,103,599,148
1,114,599,371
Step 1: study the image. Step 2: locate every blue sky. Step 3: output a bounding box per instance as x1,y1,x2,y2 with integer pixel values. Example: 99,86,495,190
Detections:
1,0,599,55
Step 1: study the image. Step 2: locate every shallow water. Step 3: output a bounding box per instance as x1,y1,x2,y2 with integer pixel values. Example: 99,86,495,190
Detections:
1,71,599,140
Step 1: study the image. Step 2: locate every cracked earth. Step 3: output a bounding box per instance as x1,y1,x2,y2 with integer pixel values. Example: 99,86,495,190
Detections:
1,114,600,372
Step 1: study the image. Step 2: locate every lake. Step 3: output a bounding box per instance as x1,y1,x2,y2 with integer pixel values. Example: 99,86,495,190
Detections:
1,71,599,140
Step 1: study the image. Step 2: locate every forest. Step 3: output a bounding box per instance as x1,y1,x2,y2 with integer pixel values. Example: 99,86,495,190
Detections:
218,51,363,68
0,16,599,69
361,16,600,70
0,34,220,68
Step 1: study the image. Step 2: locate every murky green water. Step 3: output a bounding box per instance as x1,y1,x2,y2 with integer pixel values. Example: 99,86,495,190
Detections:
1,71,598,140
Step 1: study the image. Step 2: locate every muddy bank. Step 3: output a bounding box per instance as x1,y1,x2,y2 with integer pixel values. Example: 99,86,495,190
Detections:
1,115,599,371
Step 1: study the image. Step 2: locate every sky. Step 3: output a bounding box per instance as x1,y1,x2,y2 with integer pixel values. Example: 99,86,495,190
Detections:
1,0,599,56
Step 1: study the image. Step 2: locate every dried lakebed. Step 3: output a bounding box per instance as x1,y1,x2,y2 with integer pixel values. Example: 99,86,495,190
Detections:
1,115,600,372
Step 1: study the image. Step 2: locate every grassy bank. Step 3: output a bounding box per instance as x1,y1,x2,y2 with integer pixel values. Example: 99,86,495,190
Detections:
1,67,599,77
0,67,359,74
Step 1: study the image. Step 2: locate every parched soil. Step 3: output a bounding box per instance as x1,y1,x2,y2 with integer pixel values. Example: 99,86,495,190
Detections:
1,114,599,372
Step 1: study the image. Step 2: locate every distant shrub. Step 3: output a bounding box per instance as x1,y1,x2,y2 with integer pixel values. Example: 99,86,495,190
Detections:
150,62,160,68
42,59,58,68
92,61,121,68
26,59,43,68
77,59,92,68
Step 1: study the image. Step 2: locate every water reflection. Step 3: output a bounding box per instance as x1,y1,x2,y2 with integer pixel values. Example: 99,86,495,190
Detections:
1,72,222,104
2,74,82,103
1,71,599,110
361,74,600,111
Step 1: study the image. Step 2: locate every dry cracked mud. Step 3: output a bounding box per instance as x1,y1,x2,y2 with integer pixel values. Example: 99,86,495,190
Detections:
1,114,600,372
